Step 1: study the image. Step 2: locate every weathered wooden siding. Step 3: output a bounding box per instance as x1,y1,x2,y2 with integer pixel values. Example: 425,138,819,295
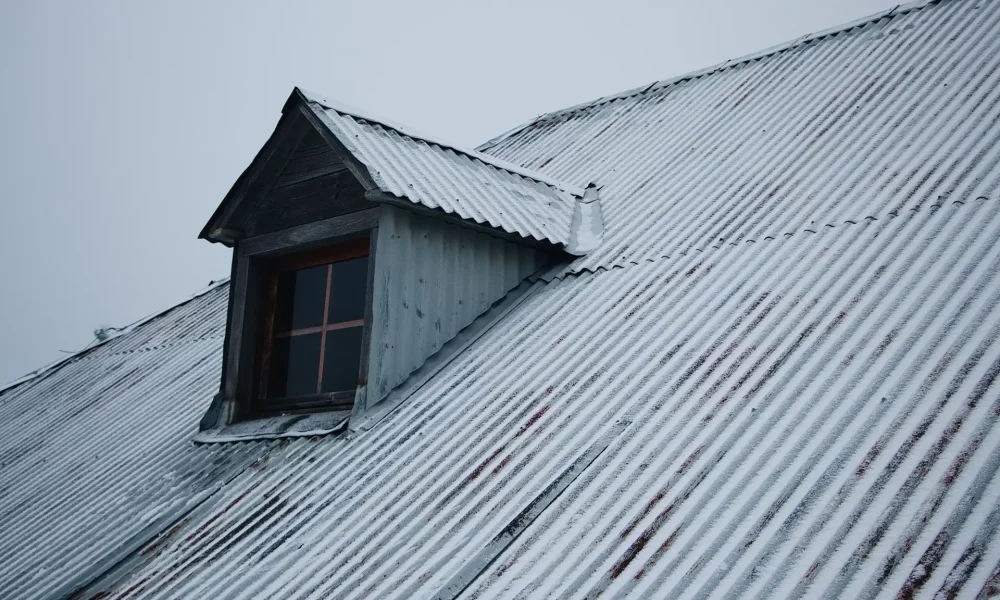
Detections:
244,127,369,237
365,205,548,406
273,128,344,188
245,174,368,236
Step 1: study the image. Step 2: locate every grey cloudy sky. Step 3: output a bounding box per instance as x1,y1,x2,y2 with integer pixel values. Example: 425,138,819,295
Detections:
0,0,898,385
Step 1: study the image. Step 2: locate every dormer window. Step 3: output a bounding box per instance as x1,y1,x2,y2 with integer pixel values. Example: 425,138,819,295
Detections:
196,87,595,440
253,238,370,417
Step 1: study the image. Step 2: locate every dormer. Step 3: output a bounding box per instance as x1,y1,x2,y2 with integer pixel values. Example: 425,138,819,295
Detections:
195,88,602,440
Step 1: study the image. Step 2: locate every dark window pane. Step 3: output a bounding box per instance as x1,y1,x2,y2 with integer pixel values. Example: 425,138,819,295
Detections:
274,265,328,332
329,256,369,322
267,333,322,398
321,326,363,393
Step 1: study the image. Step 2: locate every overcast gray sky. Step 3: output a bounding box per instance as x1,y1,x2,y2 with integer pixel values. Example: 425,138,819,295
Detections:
0,0,899,385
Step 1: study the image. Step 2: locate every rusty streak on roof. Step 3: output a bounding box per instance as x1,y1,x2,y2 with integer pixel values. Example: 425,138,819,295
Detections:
4,0,1000,598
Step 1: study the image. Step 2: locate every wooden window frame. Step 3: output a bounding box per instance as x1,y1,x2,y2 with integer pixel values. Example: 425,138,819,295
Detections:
216,208,380,426
252,239,370,417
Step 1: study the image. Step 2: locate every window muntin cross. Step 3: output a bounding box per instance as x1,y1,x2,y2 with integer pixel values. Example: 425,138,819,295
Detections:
257,238,370,413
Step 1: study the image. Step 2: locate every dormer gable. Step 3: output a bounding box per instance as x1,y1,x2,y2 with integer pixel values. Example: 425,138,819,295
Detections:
202,88,595,249
197,88,602,439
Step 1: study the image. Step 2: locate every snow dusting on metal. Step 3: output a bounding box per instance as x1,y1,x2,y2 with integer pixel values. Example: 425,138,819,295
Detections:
0,285,270,600
300,89,581,247
4,0,1000,598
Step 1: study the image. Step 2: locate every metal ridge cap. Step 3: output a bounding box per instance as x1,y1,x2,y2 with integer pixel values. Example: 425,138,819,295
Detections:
297,88,585,198
476,0,942,150
0,278,231,395
298,87,449,149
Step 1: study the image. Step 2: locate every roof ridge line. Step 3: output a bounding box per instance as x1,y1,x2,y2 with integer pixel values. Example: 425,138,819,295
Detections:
477,0,941,152
0,278,230,395
86,331,226,360
296,88,586,198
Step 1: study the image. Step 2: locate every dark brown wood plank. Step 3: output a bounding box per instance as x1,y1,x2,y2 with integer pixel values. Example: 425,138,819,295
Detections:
240,208,380,257
295,101,378,191
248,173,370,236
224,253,266,424
273,128,346,188
268,237,369,271
273,161,347,189
222,254,249,401
257,169,362,212
202,110,314,242
251,392,355,418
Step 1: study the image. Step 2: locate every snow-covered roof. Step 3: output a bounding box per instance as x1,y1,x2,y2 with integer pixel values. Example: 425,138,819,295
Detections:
299,89,583,248
5,0,1000,597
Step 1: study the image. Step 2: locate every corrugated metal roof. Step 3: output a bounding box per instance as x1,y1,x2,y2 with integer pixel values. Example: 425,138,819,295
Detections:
300,89,582,247
86,196,1000,600
4,0,1000,598
484,0,1000,275
0,284,271,600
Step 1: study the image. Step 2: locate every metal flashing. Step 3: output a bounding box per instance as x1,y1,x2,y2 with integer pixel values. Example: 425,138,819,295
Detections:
566,183,605,256
193,411,351,444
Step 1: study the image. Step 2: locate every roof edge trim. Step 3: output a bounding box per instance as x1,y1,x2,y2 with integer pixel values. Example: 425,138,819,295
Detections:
477,0,937,151
0,278,231,395
363,190,564,248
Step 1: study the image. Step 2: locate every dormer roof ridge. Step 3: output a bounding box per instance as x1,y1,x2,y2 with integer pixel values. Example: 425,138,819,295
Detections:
285,89,584,248
204,88,594,251
296,88,586,199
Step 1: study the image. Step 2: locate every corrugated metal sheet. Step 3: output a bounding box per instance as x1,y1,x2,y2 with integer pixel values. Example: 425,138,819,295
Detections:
465,197,1000,600
485,0,1000,276
91,196,1000,600
301,90,581,247
367,205,547,404
4,0,1000,598
0,284,272,600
